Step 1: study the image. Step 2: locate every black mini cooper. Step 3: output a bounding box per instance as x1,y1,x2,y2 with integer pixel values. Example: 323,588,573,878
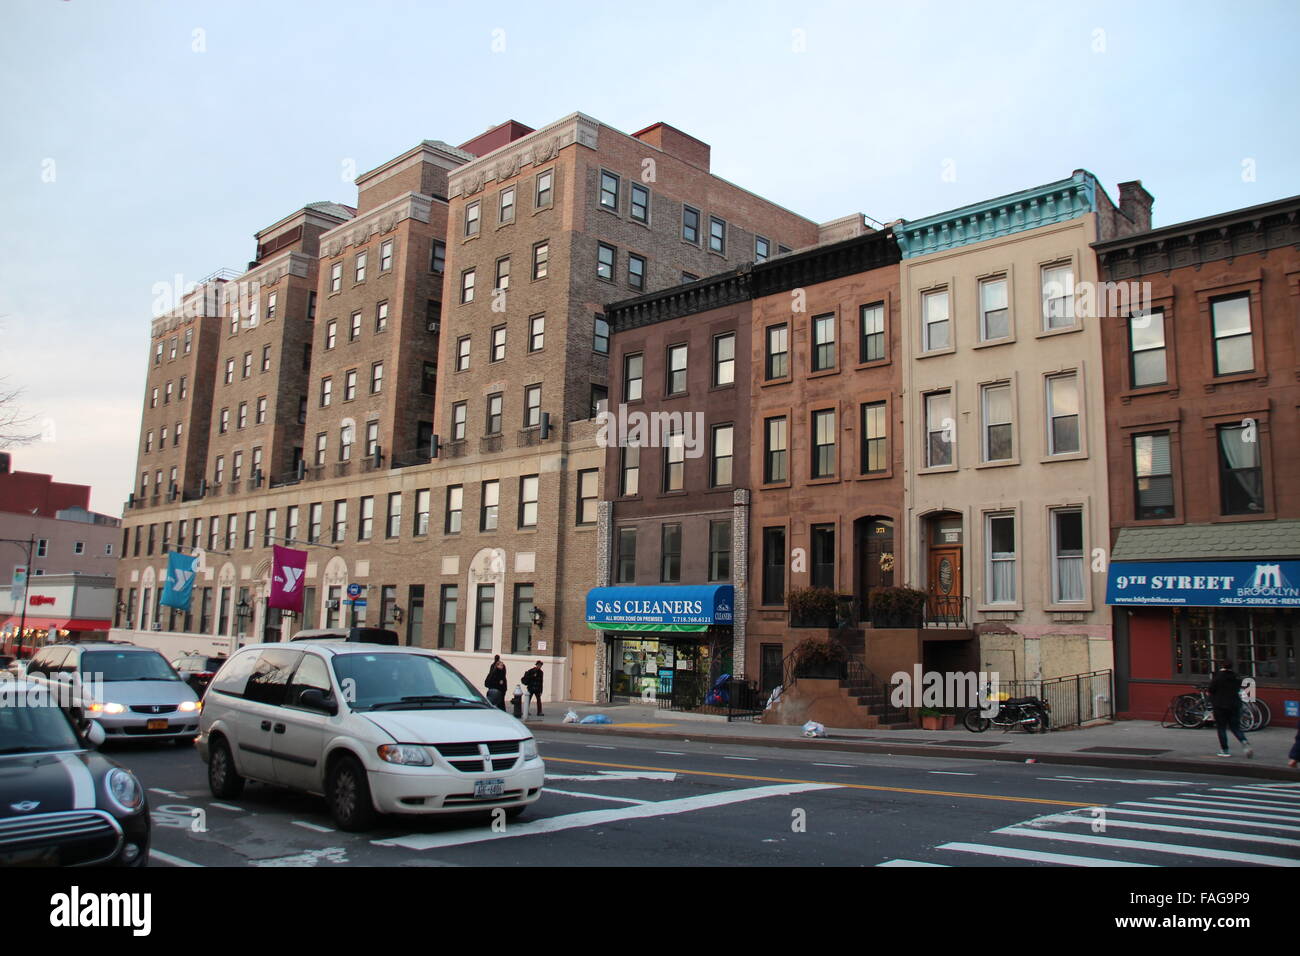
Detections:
0,679,150,866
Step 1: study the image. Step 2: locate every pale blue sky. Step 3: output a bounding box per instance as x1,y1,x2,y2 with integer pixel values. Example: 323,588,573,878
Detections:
2,0,1297,512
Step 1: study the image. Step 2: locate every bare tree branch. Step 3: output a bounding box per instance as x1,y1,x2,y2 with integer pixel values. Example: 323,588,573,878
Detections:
0,379,42,448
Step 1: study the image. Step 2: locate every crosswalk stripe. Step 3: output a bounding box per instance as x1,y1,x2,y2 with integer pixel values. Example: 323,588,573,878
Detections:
1032,813,1300,847
1120,801,1300,823
994,826,1300,866
1211,788,1300,802
877,859,950,867
1157,797,1300,816
1103,807,1300,832
936,842,1152,867
543,788,650,805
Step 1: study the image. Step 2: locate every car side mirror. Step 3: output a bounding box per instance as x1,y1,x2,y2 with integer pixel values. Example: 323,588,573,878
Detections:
299,688,338,715
82,720,106,748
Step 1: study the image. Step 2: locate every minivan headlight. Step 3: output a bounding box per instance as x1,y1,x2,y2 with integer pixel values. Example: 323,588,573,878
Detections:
521,738,538,760
178,700,200,713
378,744,433,766
106,768,144,813
87,701,126,715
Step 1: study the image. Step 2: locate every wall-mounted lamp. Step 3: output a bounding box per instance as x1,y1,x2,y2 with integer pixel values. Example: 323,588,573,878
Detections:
530,607,544,629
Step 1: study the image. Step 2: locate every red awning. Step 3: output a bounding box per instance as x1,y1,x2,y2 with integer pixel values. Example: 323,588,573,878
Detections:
0,617,110,632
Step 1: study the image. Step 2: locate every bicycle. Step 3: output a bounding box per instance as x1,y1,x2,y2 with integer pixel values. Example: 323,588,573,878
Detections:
1169,685,1270,731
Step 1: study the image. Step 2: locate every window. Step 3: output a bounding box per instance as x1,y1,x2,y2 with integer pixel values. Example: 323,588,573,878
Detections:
314,433,327,466
593,314,609,354
762,528,786,605
426,300,440,332
445,486,463,534
764,416,788,483
766,324,789,379
251,447,263,478
307,292,316,321
812,314,836,371
365,421,379,457
1134,432,1175,519
495,256,510,292
811,409,836,478
350,311,361,341
332,500,347,543
486,393,503,435
577,469,598,525
244,511,257,550
179,376,187,400
590,385,608,419
358,496,374,540
663,427,685,491
709,216,726,254
286,506,300,544
74,540,85,556
266,292,277,321
661,523,682,582
183,328,192,354
861,402,887,474
145,431,153,453
624,353,643,401
224,359,234,385
617,528,637,583
264,508,277,548
475,585,494,652
326,319,337,349
339,422,353,460
174,423,182,446
926,391,953,468
811,524,836,590
230,311,240,336
1046,373,1080,455
518,475,539,528
422,361,436,396
1051,509,1085,603
1129,309,1167,387
415,489,430,536
330,261,342,293
923,289,950,351
452,402,467,441
344,369,357,401
431,241,446,273
713,332,735,386
986,513,1017,604
1211,294,1253,375
461,269,475,304
439,585,459,649
981,384,1013,462
465,200,480,237
164,381,173,404
711,424,733,487
370,362,383,394
1042,263,1075,329
532,241,549,280
704,520,732,582
480,480,499,531
630,183,649,223
620,445,640,496
859,303,885,363
491,325,506,362
237,402,248,429
154,342,162,366
37,538,49,558
226,514,238,551
512,584,535,654
755,236,770,262
499,186,515,224
317,377,331,409
980,277,1009,341
600,170,620,210
524,385,542,428
242,352,252,378
1218,424,1264,514
529,314,545,352
261,344,272,372
308,503,322,544
379,238,393,272
597,243,615,281
667,344,688,395
456,336,470,371
535,169,553,208
219,408,230,434
375,301,388,333
628,253,645,290
682,205,700,244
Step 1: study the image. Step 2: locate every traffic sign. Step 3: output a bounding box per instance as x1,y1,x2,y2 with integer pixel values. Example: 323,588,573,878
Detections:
346,583,363,598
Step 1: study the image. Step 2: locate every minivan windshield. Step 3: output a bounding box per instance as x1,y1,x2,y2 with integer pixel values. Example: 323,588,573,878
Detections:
330,653,488,711
80,650,180,683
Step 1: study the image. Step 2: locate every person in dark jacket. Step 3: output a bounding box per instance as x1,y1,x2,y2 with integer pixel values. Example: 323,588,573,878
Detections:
1208,661,1253,758
1288,722,1299,770
485,655,508,710
522,661,545,717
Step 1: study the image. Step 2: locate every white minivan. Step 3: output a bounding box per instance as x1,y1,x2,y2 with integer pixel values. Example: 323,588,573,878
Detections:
196,641,544,830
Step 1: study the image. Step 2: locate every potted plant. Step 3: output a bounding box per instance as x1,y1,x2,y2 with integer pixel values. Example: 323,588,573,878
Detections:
790,636,847,680
919,706,943,731
939,710,957,730
869,586,929,627
787,587,840,628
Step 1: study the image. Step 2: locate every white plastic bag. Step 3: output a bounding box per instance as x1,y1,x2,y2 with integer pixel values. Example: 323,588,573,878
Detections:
563,709,579,724
802,720,826,738
765,685,783,709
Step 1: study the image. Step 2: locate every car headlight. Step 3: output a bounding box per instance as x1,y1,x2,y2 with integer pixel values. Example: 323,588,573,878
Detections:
521,738,538,760
178,700,200,713
378,744,433,766
106,768,144,813
87,701,126,715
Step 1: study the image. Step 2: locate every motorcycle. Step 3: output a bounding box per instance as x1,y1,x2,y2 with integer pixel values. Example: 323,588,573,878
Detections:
963,694,1051,733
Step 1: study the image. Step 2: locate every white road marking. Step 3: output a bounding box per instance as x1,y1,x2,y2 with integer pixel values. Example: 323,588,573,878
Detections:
543,788,650,805
252,846,349,867
1120,801,1300,823
1211,787,1300,802
994,825,1300,866
1158,796,1300,815
723,756,757,761
877,859,950,867
148,787,188,799
814,763,853,768
929,771,976,776
1038,776,1199,786
544,771,676,782
209,802,244,812
586,745,616,750
1097,807,1300,833
655,751,685,756
292,820,335,833
937,842,1151,867
54,753,96,808
373,782,840,851
150,848,203,867
1030,813,1300,848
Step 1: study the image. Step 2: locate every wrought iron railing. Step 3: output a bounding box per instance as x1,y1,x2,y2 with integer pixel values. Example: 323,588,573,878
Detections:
923,594,969,628
976,670,1113,729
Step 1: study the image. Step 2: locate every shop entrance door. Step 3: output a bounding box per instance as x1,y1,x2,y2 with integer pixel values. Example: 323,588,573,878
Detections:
569,642,595,702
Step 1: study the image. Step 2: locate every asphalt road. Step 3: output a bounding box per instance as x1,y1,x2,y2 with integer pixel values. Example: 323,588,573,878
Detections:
106,732,1300,868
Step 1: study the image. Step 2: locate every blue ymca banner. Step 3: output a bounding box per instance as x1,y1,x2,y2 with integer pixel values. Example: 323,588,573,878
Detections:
1106,560,1300,608
160,552,199,610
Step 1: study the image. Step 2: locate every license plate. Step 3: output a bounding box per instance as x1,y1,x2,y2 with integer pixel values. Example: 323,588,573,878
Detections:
474,779,505,798
147,719,168,731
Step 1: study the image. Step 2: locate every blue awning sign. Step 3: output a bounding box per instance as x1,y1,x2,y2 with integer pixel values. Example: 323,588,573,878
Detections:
1106,560,1300,607
586,585,734,629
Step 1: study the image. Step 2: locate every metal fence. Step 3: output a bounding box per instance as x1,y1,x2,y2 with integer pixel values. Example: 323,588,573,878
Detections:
981,670,1114,729
654,674,766,721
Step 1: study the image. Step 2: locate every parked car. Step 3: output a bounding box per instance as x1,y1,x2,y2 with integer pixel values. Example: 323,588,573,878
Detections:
290,627,400,645
169,654,227,695
25,643,202,745
197,641,545,831
0,679,150,865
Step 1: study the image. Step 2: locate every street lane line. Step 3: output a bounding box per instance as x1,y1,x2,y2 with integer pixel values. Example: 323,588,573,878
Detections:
937,842,1152,867
1030,813,1300,847
1097,807,1300,832
545,771,677,782
148,787,188,799
994,826,1300,866
1038,776,1199,786
210,802,244,812
544,757,1093,808
1120,801,1300,823
929,771,976,776
150,848,203,867
814,763,852,768
723,756,757,761
655,751,685,756
877,859,950,867
586,745,616,750
373,782,839,851
543,788,650,805
1210,788,1300,803
1158,796,1300,815
293,820,335,833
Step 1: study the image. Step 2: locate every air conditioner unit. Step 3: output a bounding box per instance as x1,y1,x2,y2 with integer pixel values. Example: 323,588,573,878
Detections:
426,319,440,333
325,599,340,610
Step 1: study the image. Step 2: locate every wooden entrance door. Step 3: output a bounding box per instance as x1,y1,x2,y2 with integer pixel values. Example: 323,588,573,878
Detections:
928,546,962,622
569,642,596,702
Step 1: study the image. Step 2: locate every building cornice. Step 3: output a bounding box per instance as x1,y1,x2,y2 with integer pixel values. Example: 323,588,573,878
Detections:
256,204,352,242
355,141,473,193
895,170,1096,259
448,113,600,199
607,267,752,332
238,250,314,290
317,192,435,258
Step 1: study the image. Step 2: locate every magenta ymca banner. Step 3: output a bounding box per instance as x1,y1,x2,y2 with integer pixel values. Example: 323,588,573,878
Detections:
269,545,308,612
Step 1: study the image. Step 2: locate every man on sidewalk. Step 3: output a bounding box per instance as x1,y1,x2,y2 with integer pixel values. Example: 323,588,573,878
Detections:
523,660,545,717
1208,660,1254,758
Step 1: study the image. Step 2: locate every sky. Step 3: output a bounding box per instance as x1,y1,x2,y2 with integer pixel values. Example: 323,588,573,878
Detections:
1,0,1297,514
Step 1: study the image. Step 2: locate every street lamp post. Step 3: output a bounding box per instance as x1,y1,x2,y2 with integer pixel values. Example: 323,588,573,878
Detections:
234,597,251,656
2,536,35,658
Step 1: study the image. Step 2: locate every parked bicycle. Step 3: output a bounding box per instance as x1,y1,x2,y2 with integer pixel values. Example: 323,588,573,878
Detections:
1170,686,1271,731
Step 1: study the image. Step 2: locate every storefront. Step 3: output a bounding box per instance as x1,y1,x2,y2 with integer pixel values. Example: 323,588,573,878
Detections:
1107,554,1300,720
586,585,734,705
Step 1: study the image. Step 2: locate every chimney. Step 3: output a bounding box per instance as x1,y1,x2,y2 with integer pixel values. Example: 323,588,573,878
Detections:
1117,181,1154,232
0,452,9,475
631,123,711,172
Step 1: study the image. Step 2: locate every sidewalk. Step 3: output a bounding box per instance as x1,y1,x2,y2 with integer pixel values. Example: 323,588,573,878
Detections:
521,700,1300,780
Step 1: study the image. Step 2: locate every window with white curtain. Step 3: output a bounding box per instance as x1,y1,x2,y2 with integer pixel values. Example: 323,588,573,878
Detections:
986,513,1016,604
1051,509,1085,603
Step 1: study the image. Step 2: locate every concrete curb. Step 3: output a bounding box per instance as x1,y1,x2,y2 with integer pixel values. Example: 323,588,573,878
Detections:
537,722,1300,780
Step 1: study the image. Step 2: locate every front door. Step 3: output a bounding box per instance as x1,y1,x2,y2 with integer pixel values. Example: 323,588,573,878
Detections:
927,546,962,622
569,642,595,702
760,644,783,693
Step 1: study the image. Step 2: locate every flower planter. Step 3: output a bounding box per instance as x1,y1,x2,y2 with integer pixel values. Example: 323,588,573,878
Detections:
920,714,943,731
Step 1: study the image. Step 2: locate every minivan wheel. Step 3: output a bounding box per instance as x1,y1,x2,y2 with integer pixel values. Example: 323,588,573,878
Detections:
327,755,376,832
208,737,245,798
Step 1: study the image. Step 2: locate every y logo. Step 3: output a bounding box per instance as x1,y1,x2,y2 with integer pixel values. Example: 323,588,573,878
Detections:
279,567,304,593
171,569,195,591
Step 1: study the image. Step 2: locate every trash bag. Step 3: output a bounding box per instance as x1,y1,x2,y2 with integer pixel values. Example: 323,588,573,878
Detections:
802,720,826,738
562,710,579,724
579,714,613,724
765,685,783,709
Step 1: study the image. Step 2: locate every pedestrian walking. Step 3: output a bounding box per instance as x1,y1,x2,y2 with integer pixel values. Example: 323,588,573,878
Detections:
1288,721,1299,770
523,660,545,717
485,654,508,710
1208,660,1254,758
